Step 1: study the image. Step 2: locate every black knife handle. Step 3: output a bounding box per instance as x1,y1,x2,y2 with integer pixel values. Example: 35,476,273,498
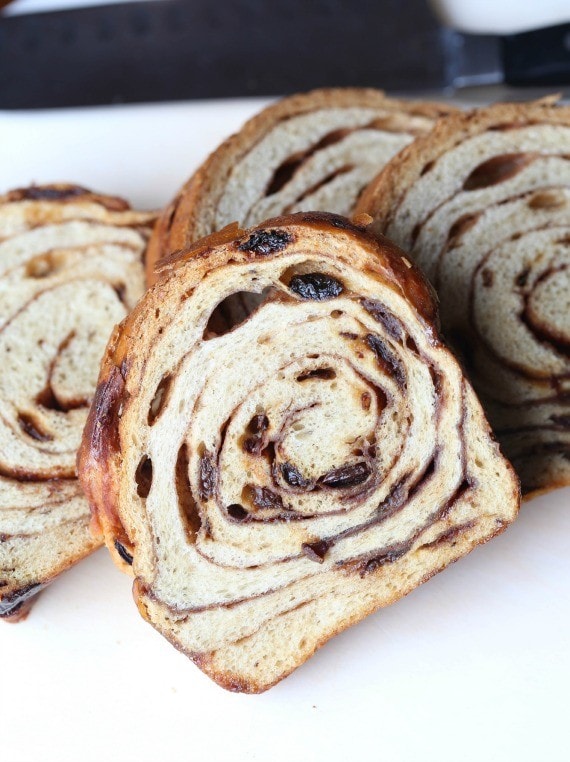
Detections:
502,23,570,86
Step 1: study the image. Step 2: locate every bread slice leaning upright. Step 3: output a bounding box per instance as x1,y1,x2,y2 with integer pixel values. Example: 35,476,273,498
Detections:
146,87,455,280
0,184,155,620
357,99,570,498
79,212,519,692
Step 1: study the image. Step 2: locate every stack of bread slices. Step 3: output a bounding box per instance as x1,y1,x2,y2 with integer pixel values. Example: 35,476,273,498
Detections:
2,88,568,692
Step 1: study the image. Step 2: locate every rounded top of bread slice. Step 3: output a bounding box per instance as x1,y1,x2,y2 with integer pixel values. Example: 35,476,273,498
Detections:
357,97,570,232
147,88,455,280
357,98,570,498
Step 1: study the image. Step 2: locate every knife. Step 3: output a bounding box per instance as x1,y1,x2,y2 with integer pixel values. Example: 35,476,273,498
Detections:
0,0,568,109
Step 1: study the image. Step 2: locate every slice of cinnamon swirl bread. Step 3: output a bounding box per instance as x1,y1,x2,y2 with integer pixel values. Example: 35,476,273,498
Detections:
79,212,519,692
358,99,570,498
146,88,454,280
0,184,155,620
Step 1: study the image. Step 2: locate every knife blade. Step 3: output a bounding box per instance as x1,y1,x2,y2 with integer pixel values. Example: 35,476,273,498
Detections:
0,0,566,109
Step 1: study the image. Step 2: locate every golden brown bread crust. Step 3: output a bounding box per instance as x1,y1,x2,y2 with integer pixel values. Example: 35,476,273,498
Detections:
78,325,134,574
0,183,156,618
357,100,570,499
356,98,570,226
80,211,519,691
146,88,456,282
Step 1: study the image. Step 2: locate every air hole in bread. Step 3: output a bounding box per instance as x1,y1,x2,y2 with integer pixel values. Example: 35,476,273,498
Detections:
35,385,64,412
265,129,352,197
135,456,153,498
411,222,421,246
405,335,419,355
296,367,336,382
527,189,566,209
293,165,354,204
148,375,171,425
373,386,386,412
25,253,56,278
266,156,301,196
428,368,443,400
113,284,127,305
463,153,534,191
447,213,479,247
175,444,201,540
516,268,531,288
420,159,435,176
414,456,437,492
204,287,272,340
17,412,52,442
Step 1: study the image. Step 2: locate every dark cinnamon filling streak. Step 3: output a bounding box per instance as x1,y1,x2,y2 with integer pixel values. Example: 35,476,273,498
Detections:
76,203,524,691
0,189,157,620
397,141,570,488
263,115,430,202
0,582,44,618
137,279,466,596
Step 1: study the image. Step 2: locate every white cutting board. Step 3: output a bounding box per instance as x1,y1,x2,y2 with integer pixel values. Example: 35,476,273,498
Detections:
0,99,568,762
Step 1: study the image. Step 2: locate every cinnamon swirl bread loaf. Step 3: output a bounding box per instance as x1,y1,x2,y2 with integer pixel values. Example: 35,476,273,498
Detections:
146,88,454,280
79,212,519,691
358,100,570,497
0,184,155,621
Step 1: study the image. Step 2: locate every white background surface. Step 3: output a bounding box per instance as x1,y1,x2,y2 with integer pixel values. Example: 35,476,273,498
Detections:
6,0,570,35
0,99,569,762
431,0,570,34
4,0,157,15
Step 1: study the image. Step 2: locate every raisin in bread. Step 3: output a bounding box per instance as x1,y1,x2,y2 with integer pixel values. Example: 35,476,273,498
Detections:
0,184,155,621
358,99,570,498
146,88,454,280
79,212,519,691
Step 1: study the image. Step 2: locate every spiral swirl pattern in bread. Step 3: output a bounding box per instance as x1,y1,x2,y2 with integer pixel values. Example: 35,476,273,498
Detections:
80,212,518,690
146,88,454,281
358,100,570,497
0,184,155,620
